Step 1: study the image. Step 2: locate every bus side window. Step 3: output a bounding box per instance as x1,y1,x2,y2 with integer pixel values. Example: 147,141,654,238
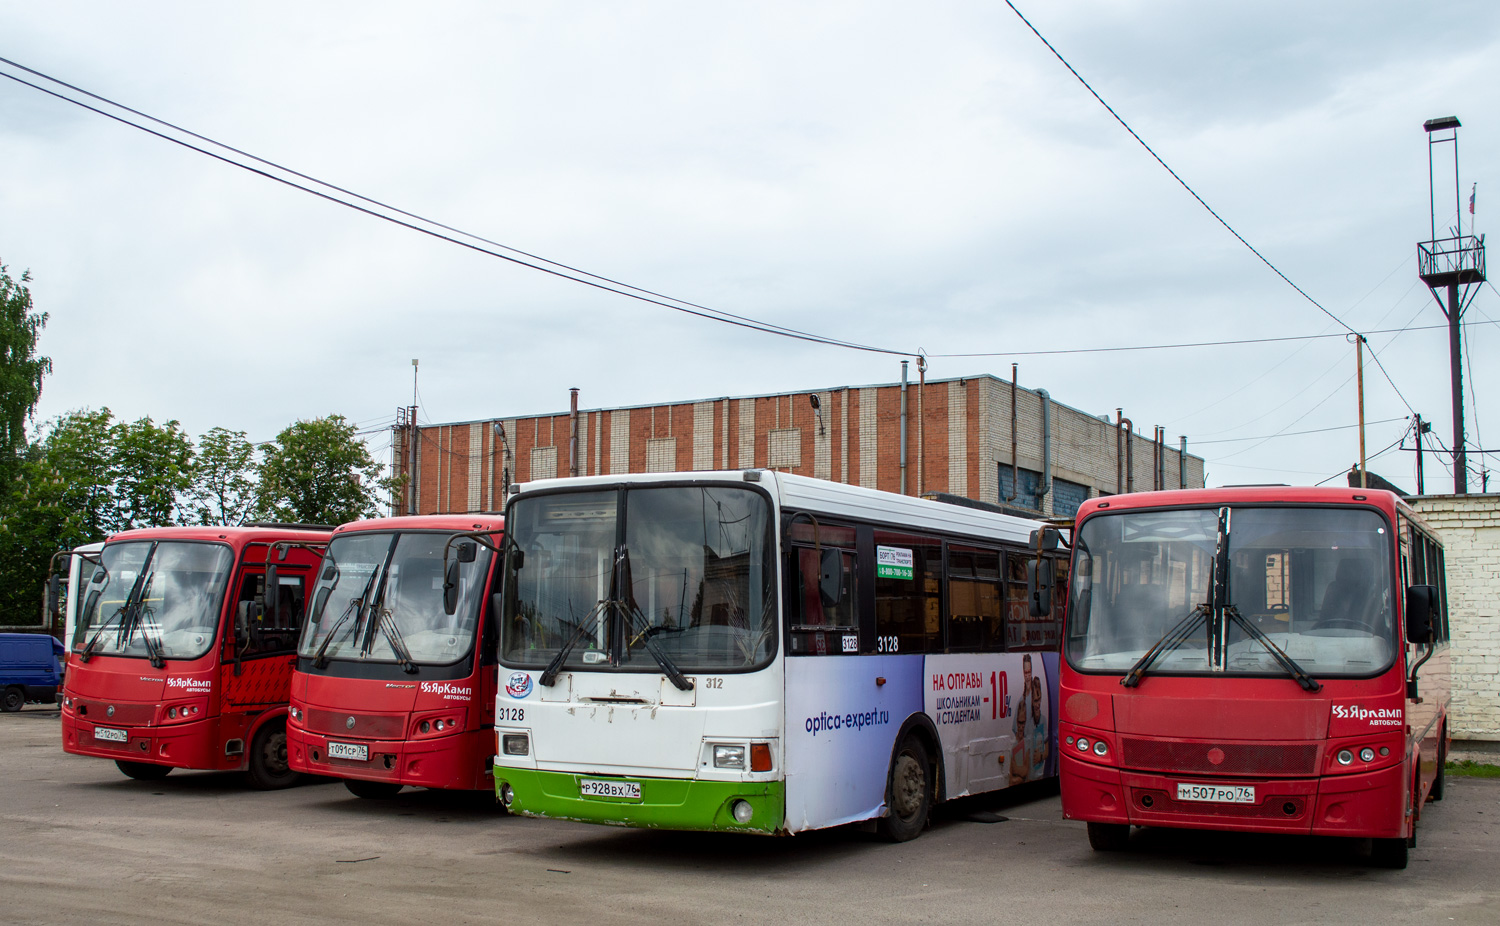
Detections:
874,531,941,654
787,545,856,656
947,546,1002,651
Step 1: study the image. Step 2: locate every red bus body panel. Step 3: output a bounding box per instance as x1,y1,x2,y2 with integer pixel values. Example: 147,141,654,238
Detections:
60,525,331,775
1058,487,1450,843
286,514,502,792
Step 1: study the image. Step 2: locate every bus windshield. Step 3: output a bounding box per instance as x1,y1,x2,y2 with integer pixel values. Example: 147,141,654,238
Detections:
502,485,775,672
74,541,233,661
299,531,493,667
1067,506,1395,678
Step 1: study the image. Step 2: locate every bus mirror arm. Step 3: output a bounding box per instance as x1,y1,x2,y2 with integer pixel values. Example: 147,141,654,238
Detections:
46,574,61,622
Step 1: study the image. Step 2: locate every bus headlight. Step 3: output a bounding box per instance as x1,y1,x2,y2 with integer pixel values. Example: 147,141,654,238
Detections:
1093,740,1109,757
502,734,530,756
731,800,754,824
1359,747,1375,763
1076,737,1091,752
1336,749,1354,766
713,745,747,769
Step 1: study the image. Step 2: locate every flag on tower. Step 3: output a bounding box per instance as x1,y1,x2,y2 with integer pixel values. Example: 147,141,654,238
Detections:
1471,183,1477,215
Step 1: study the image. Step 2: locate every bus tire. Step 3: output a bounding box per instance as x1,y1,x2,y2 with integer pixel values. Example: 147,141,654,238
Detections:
344,779,404,800
1087,821,1130,852
877,736,932,842
2,686,23,712
115,760,172,781
1431,728,1446,802
246,720,299,790
1370,837,1408,869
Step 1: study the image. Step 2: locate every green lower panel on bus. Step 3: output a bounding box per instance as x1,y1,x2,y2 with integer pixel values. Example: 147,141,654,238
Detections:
496,769,785,835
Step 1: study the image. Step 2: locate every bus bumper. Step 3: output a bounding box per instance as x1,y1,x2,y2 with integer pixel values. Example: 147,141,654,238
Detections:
288,724,493,791
493,767,785,835
60,711,219,770
1062,753,1407,838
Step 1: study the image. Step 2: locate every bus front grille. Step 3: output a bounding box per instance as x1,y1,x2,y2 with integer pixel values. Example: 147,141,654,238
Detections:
1121,739,1318,776
306,709,404,739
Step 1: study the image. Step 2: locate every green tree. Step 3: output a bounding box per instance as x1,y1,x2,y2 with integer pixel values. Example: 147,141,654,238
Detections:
0,261,51,465
112,415,194,528
188,427,258,526
256,415,392,525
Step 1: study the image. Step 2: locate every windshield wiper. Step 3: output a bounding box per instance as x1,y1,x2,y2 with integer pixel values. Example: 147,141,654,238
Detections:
1120,604,1209,688
131,573,166,669
372,604,419,674
1225,605,1322,692
539,599,607,687
78,605,123,663
622,600,694,691
312,566,380,669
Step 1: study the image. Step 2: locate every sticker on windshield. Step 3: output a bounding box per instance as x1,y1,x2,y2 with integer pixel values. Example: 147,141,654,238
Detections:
505,672,534,699
876,546,914,580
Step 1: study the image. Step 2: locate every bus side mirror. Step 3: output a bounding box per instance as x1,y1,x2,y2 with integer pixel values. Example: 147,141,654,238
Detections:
236,600,264,644
510,549,525,571
47,575,61,620
818,548,843,608
310,587,331,624
457,541,477,564
1029,528,1060,552
1027,559,1054,617
264,565,280,625
1405,585,1437,644
444,558,461,615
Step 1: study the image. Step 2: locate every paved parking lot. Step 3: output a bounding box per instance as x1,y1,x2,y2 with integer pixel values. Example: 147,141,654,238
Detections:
3,706,1497,926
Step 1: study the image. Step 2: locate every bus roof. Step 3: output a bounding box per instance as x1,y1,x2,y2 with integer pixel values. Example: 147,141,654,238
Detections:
333,514,504,535
104,524,332,546
513,470,1040,546
1076,486,1405,518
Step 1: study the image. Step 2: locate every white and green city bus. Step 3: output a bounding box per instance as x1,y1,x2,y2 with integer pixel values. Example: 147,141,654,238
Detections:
492,471,1065,839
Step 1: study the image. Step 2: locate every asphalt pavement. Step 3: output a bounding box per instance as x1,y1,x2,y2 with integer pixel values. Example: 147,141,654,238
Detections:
3,706,1496,926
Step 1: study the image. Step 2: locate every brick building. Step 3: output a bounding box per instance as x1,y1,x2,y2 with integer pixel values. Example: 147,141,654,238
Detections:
395,373,1205,519
1409,494,1500,756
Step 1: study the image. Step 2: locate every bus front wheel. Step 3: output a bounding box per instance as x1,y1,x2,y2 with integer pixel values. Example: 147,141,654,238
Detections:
115,760,171,781
878,736,933,842
246,720,299,790
1087,821,1131,851
1369,837,1408,869
344,779,403,800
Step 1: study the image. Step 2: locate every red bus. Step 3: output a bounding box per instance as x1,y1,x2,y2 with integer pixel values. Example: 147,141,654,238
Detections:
1041,486,1450,869
286,514,503,799
59,524,331,787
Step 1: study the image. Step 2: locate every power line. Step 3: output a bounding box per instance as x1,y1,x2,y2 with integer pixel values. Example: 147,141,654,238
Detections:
0,57,908,358
1193,417,1406,446
1002,2,1358,338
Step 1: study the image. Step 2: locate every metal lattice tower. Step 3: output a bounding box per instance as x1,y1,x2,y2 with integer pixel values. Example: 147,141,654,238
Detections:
1418,116,1485,494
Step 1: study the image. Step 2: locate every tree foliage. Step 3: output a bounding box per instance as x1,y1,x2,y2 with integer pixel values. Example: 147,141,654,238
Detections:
188,427,258,526
0,262,51,464
112,416,195,529
256,415,392,526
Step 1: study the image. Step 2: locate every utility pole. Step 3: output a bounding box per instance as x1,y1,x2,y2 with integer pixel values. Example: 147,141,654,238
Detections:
1355,334,1367,488
409,359,419,513
1414,414,1429,495
1418,116,1485,494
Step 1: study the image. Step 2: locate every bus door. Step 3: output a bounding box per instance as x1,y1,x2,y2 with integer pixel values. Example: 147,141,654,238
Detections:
220,560,309,714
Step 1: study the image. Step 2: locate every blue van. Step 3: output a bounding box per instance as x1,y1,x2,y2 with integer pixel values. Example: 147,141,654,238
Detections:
0,632,65,712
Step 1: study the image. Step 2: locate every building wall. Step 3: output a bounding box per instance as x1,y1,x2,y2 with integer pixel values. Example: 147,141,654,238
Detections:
395,373,1207,518
1410,494,1500,745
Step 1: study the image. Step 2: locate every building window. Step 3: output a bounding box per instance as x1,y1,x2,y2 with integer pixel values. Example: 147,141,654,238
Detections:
530,446,557,480
646,438,677,473
768,428,801,469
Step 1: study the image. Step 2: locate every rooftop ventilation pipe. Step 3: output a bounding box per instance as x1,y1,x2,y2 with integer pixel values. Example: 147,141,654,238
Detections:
1037,388,1052,513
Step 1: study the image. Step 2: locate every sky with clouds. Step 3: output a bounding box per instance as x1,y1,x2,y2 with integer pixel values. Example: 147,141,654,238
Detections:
1,1,1496,493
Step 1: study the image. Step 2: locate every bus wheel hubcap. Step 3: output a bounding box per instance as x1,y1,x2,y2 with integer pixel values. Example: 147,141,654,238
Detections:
892,754,924,818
